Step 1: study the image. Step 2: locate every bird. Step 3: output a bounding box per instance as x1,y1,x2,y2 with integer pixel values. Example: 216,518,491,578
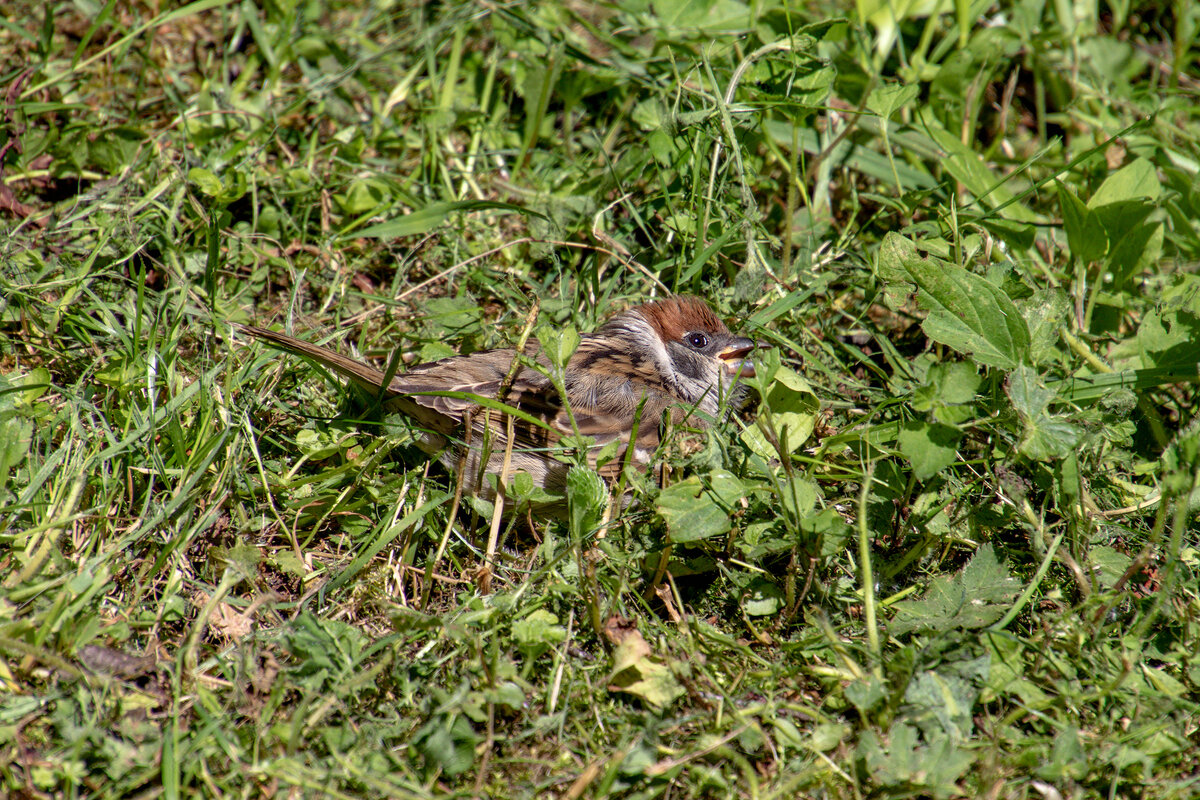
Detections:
234,296,757,509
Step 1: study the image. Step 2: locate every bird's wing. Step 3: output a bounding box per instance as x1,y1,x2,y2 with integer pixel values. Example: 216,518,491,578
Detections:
390,354,555,423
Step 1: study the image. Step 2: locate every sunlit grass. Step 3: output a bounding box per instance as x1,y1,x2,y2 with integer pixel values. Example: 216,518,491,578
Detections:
2,1,1199,797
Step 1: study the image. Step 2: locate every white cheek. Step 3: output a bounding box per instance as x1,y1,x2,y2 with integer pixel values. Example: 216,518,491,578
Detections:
639,320,674,371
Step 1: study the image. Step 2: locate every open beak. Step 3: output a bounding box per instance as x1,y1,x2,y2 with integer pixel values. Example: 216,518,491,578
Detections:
717,337,758,379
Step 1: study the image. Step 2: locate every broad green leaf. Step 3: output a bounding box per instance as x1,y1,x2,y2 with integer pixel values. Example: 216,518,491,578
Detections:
537,324,581,370
631,98,666,130
334,177,391,215
647,128,678,165
89,126,144,172
918,282,1028,368
876,229,916,283
1089,199,1159,289
742,577,784,616
903,668,980,740
295,428,344,461
509,470,534,498
881,233,1031,369
1018,289,1071,366
844,674,888,713
1088,546,1133,590
187,166,246,206
779,474,818,519
912,362,981,412
749,51,834,112
890,544,1019,634
284,612,367,680
1007,365,1054,417
803,507,853,559
1106,212,1163,289
187,167,223,198
416,715,480,776
656,475,731,543
506,470,561,507
1056,180,1107,262
1161,420,1200,496
0,370,42,492
1021,415,1082,461
0,416,32,490
4,367,52,408
1035,728,1089,782
809,722,852,752
1141,664,1188,699
650,0,753,32
859,722,975,793
1089,157,1161,206
897,421,962,481
743,360,820,458
704,469,746,508
512,609,566,659
1009,366,1083,460
271,550,307,580
866,82,919,119
607,626,685,708
1132,308,1200,368
489,681,526,712
931,362,982,405
223,539,262,583
1092,198,1155,240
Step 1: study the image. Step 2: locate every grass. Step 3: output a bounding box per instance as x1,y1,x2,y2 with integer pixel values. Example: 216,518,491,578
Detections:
2,0,1200,797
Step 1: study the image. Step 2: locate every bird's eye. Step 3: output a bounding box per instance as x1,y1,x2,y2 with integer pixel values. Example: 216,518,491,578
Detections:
685,332,709,349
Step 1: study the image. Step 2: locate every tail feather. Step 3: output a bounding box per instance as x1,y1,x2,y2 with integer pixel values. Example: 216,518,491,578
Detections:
234,323,392,398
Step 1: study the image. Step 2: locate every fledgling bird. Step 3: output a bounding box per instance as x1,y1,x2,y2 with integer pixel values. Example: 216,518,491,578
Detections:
235,296,757,507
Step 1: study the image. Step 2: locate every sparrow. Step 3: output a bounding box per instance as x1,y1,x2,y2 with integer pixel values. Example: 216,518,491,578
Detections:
234,296,757,508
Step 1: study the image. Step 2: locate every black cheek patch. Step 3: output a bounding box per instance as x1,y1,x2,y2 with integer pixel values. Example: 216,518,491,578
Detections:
672,351,709,382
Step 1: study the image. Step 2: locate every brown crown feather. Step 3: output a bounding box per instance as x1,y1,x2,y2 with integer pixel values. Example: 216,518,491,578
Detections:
633,296,730,342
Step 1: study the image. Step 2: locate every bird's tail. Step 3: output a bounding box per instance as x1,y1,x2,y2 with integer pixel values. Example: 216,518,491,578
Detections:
233,323,392,397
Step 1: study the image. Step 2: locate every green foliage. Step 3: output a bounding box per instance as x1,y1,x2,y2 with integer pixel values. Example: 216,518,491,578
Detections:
880,232,1031,369
2,0,1199,796
890,544,1019,633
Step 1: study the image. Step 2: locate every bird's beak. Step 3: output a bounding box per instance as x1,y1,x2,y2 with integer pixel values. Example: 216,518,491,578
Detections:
717,337,758,378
